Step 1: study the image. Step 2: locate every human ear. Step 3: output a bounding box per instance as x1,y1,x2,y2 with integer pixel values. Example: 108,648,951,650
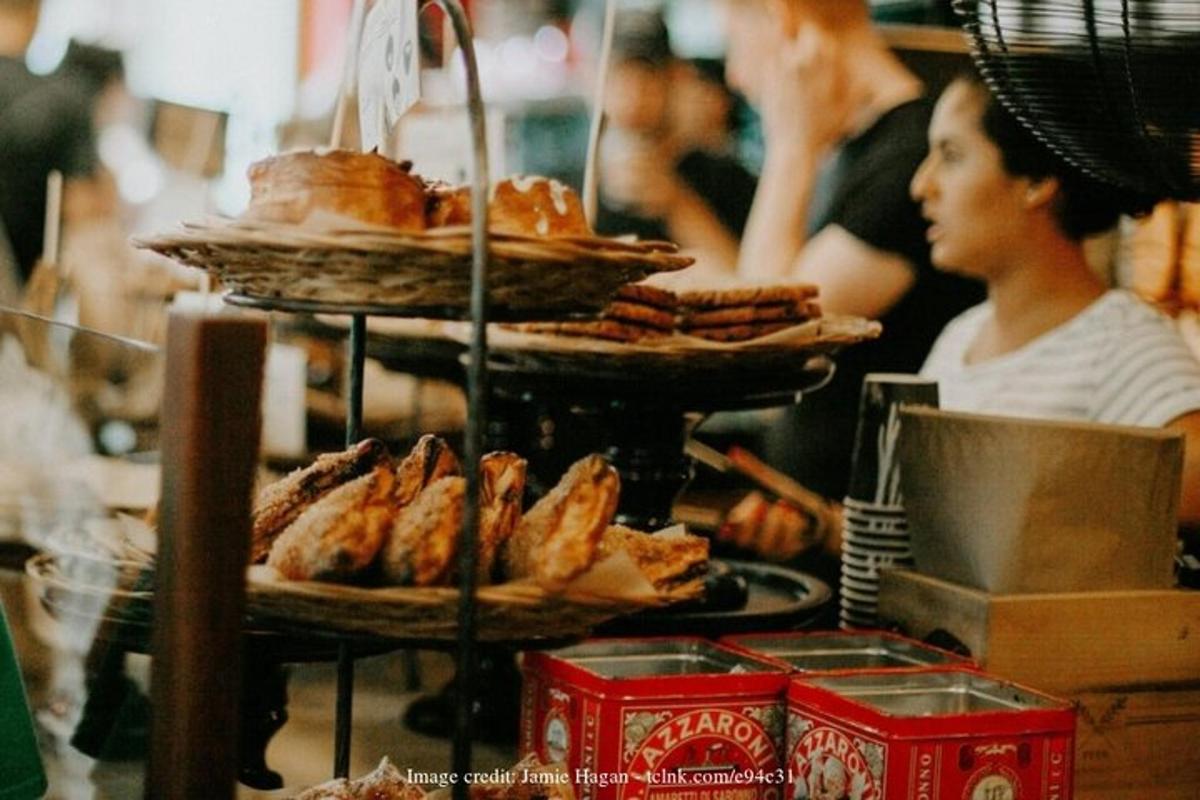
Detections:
1023,176,1060,211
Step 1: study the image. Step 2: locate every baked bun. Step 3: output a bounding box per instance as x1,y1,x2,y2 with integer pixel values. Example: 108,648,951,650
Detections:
425,181,472,228
245,149,427,232
425,176,591,238
490,176,590,237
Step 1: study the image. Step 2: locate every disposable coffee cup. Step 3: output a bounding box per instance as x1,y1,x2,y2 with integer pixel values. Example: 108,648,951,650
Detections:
846,374,939,504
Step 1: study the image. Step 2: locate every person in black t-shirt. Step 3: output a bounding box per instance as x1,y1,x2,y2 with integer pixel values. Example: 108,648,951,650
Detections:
723,0,985,500
0,0,100,286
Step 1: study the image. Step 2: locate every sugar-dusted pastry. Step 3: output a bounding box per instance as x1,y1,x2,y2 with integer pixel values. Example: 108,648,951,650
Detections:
502,455,619,589
393,434,461,507
381,476,465,587
596,525,710,594
266,465,396,581
490,176,590,237
250,439,391,564
477,452,527,582
425,176,591,238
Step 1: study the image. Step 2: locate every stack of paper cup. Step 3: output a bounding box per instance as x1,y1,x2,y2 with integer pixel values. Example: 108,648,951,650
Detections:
840,374,938,630
840,498,914,628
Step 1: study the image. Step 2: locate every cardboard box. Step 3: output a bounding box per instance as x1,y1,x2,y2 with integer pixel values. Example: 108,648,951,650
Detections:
877,569,1200,693
898,407,1182,593
879,569,1200,798
1074,685,1200,798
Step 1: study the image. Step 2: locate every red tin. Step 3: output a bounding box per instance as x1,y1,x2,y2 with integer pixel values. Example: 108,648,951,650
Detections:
520,637,791,800
719,631,973,676
787,668,1075,799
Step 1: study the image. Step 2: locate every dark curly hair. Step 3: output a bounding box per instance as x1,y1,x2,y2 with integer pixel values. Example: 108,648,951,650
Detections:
956,74,1155,239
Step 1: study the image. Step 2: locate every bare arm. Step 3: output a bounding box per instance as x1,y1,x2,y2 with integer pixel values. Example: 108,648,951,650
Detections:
1168,411,1200,526
735,147,820,281
792,225,917,318
660,186,742,273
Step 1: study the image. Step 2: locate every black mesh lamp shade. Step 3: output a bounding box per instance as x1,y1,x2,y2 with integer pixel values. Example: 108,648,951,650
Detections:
954,1,1200,200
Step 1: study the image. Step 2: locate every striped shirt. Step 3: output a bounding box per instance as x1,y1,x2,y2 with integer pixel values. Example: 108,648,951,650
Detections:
920,290,1200,427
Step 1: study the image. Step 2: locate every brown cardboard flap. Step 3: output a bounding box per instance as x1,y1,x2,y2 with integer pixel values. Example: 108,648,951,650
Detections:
898,407,1181,593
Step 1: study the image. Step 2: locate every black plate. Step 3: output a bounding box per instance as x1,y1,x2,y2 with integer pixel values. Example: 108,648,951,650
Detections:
597,559,833,637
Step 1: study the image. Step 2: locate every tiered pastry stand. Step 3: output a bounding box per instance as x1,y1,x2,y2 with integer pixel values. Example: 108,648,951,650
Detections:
192,0,518,789
231,2,489,788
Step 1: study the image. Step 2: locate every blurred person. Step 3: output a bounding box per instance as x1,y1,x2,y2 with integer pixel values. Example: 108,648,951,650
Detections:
722,0,984,499
913,75,1200,525
0,0,111,287
596,10,755,272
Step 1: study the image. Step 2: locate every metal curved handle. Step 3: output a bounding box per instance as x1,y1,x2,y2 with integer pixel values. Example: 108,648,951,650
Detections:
418,2,490,794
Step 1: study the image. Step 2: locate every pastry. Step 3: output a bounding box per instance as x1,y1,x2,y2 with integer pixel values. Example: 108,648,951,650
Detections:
478,452,527,582
291,757,424,800
490,176,590,237
382,476,465,586
426,176,591,238
250,439,391,564
266,465,397,581
597,525,710,594
502,454,620,589
245,149,427,231
425,180,472,228
393,434,461,506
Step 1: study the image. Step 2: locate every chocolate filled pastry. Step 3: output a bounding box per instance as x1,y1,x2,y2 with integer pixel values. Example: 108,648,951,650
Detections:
502,455,620,589
597,525,710,594
381,476,465,586
393,434,461,507
267,465,397,581
250,439,391,564
245,149,427,232
426,176,592,238
477,452,527,582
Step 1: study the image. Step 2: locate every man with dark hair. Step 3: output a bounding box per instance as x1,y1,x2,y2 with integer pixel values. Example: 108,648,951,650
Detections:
0,0,100,285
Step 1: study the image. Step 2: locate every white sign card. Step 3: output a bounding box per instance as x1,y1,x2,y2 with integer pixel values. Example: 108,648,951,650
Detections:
358,0,421,152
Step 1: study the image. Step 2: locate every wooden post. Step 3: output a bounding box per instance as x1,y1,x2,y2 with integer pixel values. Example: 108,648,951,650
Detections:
147,312,266,800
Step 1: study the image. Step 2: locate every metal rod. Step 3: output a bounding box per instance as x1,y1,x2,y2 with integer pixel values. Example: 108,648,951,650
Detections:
582,0,617,227
0,305,161,352
346,314,367,446
333,315,367,778
419,1,490,795
334,642,354,779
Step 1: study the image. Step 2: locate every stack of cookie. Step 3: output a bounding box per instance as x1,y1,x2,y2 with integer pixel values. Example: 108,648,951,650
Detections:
676,285,821,342
510,283,678,343
508,282,821,344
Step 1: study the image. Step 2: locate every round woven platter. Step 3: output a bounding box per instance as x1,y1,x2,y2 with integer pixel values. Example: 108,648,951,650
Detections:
25,551,701,644
486,315,880,379
132,218,693,315
358,315,880,387
242,567,701,643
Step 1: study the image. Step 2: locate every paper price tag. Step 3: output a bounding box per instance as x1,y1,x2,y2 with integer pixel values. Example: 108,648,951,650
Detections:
358,0,421,152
